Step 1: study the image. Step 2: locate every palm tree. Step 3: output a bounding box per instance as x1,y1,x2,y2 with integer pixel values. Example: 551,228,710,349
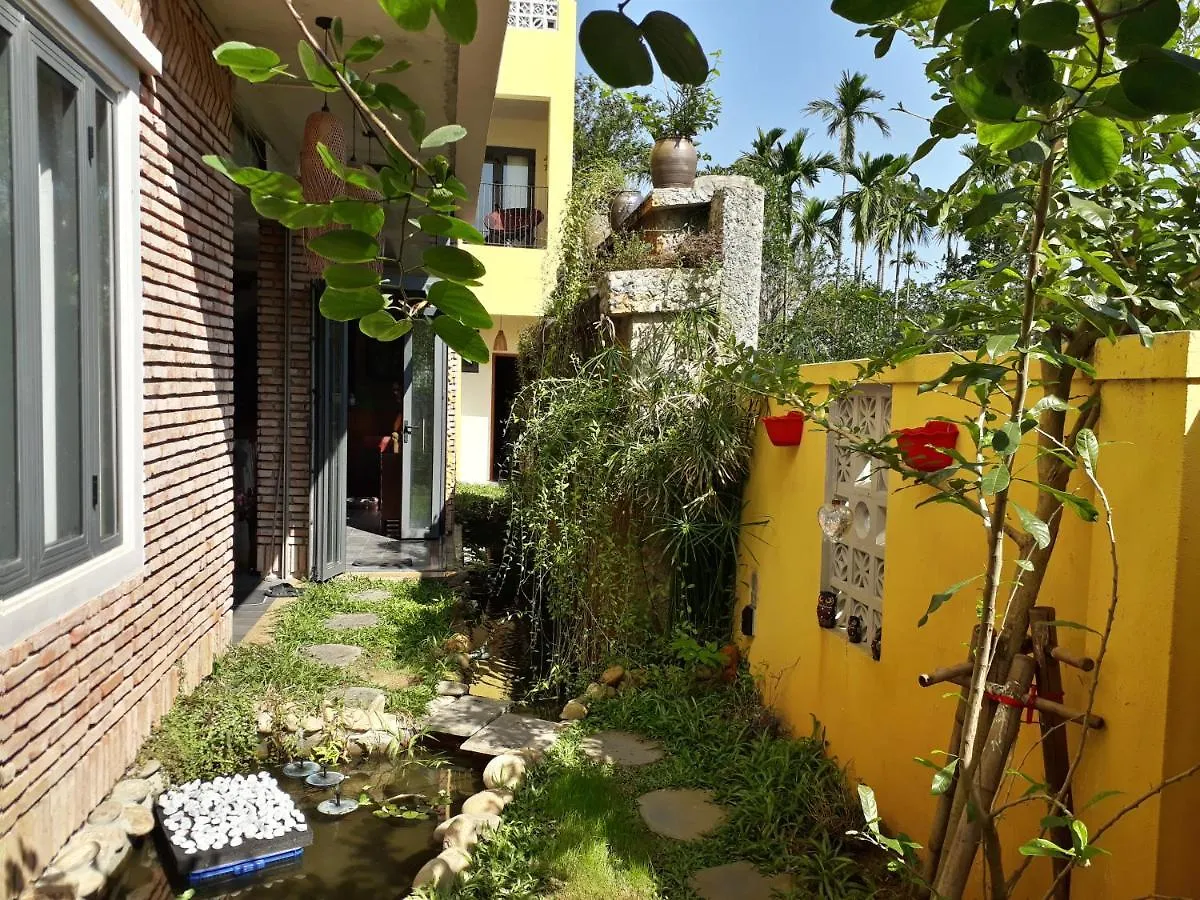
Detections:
738,128,835,243
805,71,891,282
840,152,901,283
792,197,838,270
895,249,928,307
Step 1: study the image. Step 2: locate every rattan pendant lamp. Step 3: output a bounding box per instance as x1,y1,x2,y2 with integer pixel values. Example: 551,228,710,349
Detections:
298,18,346,277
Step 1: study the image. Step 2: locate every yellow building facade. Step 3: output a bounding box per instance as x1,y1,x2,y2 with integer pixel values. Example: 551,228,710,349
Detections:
734,333,1200,898
457,0,576,484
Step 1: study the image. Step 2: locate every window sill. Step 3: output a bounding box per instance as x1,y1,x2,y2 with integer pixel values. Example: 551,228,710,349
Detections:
0,539,145,651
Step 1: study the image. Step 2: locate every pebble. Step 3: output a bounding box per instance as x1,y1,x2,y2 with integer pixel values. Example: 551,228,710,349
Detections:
157,772,307,852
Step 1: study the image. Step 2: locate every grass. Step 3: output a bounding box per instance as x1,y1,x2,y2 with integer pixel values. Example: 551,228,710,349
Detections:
140,577,459,781
459,667,897,900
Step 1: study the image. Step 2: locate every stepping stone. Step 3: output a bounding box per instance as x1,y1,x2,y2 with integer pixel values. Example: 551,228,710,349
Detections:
325,612,380,630
351,588,393,602
326,686,386,712
460,713,565,756
437,680,469,697
301,644,363,668
421,696,510,738
581,731,664,767
637,789,726,841
109,778,150,805
688,862,793,900
368,668,423,690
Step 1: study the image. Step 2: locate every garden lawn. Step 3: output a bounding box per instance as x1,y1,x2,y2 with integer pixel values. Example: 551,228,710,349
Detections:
458,668,898,899
140,577,459,781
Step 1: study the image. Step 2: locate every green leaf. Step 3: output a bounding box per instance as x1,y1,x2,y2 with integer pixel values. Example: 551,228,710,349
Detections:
331,200,386,236
1004,46,1062,107
213,41,281,70
913,135,942,163
1076,428,1099,472
1037,483,1099,521
1122,51,1200,114
935,0,988,42
857,784,880,830
308,229,380,264
952,70,1021,123
374,84,426,142
981,461,1011,495
985,332,1019,358
315,143,384,193
1019,837,1074,859
875,28,897,57
1116,0,1181,59
324,264,381,291
1068,115,1123,188
319,286,387,321
431,315,489,363
1070,818,1089,851
279,203,336,229
978,120,1040,151
421,124,468,150
1015,558,1035,571
990,421,1021,453
1018,2,1082,49
423,245,486,282
418,214,485,244
228,64,288,84
332,17,344,46
375,59,412,75
831,0,916,24
639,10,709,85
919,576,979,627
1013,502,1051,548
1047,618,1101,635
1089,83,1153,120
297,41,338,92
379,0,432,31
444,176,472,201
579,11,653,88
249,193,295,221
359,311,412,341
432,0,478,44
963,9,1017,67
345,35,385,63
428,281,492,328
932,759,959,795
202,155,303,199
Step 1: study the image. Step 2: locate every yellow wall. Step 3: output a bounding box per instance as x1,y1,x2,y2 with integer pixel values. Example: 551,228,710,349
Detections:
734,332,1200,899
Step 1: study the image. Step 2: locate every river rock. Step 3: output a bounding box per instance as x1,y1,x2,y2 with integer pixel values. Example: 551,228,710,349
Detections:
482,754,527,792
257,711,274,734
436,679,469,697
461,789,513,818
109,778,150,805
584,682,616,702
86,801,123,826
560,699,588,720
45,840,99,874
120,804,155,836
443,633,471,654
326,686,386,713
439,815,482,852
412,846,472,896
600,665,626,686
301,715,325,733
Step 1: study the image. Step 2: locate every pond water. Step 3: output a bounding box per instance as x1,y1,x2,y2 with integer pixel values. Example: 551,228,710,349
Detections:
107,749,484,900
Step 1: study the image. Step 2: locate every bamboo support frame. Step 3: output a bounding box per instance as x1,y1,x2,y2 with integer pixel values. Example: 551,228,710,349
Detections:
1031,608,1073,900
918,660,974,688
928,673,1105,730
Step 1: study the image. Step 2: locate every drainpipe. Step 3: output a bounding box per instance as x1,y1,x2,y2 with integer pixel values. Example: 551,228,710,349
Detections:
281,232,292,579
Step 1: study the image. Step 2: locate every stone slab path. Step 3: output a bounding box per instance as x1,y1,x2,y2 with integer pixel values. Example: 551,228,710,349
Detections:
460,714,564,757
421,696,510,738
688,862,793,900
325,612,380,630
580,731,664,766
350,588,393,602
301,643,363,668
637,789,726,841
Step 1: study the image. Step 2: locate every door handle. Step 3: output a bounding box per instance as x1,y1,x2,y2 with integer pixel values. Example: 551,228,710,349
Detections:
402,423,414,444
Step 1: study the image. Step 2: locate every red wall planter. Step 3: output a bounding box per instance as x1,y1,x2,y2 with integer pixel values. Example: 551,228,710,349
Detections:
896,421,959,472
762,411,805,446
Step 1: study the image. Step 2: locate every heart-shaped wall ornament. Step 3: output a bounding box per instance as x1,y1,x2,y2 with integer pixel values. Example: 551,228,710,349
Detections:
817,499,852,542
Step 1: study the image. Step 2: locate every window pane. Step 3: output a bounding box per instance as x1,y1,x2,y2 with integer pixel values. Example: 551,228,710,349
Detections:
0,32,16,563
96,92,117,538
37,61,83,544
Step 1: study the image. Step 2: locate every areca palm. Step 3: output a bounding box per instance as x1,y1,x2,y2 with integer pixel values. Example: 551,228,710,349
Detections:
738,128,835,244
805,71,891,281
840,152,901,282
792,197,838,268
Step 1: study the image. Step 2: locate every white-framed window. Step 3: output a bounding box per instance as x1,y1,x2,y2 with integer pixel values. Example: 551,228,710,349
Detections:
821,386,891,655
509,0,559,30
0,0,145,643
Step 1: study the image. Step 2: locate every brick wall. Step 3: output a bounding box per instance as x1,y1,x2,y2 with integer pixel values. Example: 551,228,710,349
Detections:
0,0,235,891
255,222,313,580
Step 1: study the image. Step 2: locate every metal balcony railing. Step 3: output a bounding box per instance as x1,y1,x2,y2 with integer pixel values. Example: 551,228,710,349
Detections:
475,183,549,249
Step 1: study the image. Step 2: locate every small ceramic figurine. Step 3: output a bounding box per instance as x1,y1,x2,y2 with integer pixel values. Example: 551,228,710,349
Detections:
871,627,882,661
817,591,838,629
847,615,865,644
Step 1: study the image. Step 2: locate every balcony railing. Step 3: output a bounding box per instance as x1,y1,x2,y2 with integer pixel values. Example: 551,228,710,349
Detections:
475,183,549,249
509,0,559,30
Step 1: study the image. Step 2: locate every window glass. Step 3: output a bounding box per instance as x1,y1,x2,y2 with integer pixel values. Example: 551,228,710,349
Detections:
37,60,83,544
0,31,16,563
96,91,117,538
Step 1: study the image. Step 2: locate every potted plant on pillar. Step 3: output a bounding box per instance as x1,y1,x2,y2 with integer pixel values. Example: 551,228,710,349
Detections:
638,70,721,189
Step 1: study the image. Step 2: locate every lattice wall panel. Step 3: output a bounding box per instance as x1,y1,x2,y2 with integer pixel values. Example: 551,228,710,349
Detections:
822,387,892,655
509,1,559,30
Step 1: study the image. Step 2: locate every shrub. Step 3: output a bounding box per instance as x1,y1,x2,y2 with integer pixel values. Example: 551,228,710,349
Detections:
455,481,511,560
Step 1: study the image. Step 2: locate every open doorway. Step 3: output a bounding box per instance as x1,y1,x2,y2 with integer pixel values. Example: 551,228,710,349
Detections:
491,355,519,481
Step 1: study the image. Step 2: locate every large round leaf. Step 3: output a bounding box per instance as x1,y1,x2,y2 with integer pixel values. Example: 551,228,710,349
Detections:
213,42,280,69
423,245,486,282
428,281,492,328
202,155,302,199
359,311,413,342
380,0,432,31
1121,51,1200,114
1089,83,1153,119
1018,2,1082,50
433,0,478,44
1067,115,1123,187
579,11,653,88
431,316,490,364
417,214,485,244
639,11,709,85
831,0,916,24
319,287,387,321
1115,0,1181,59
308,229,381,264
297,41,338,92
344,35,385,63
934,0,988,42
331,200,386,236
963,10,1017,67
421,124,468,150
324,263,381,291
952,70,1021,122
978,119,1040,150
1004,46,1062,107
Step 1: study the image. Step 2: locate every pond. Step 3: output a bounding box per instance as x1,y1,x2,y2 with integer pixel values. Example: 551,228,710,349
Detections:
107,748,484,899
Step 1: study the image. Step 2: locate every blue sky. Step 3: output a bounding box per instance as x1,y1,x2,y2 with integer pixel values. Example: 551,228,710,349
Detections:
575,0,969,198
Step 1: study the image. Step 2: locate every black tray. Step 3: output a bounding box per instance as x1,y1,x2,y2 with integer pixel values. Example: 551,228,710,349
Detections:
152,802,313,879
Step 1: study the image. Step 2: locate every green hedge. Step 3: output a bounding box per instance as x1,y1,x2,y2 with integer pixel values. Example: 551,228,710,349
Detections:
455,482,511,555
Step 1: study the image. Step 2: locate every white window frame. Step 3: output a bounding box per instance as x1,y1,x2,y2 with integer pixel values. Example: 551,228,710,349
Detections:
0,0,151,649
